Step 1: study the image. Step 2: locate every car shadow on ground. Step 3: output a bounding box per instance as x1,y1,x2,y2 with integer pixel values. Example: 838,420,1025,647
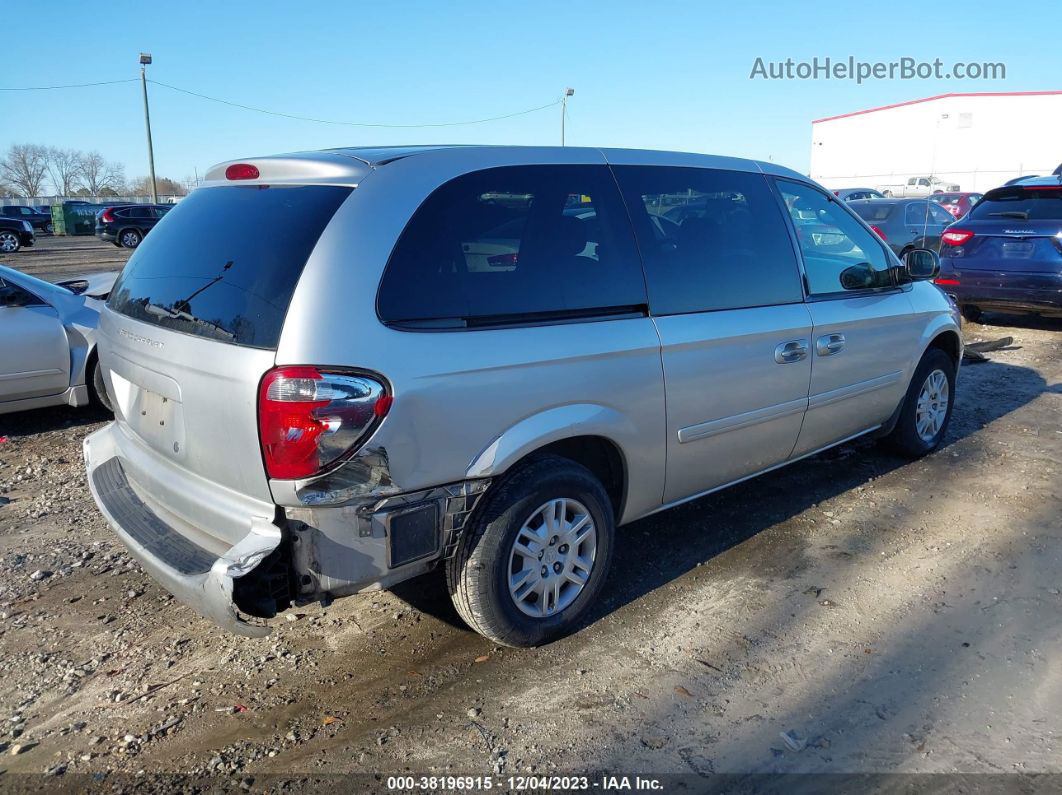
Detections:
393,358,1055,633
0,404,111,438
967,312,1062,333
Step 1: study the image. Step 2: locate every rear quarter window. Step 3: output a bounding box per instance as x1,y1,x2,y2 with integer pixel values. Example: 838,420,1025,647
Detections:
108,184,352,348
377,165,646,327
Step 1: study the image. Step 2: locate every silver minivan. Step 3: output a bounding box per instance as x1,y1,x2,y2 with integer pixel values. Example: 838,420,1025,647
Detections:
83,146,961,646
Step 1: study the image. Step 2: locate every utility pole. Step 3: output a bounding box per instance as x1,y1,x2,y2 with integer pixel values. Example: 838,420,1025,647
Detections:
561,88,574,146
139,52,158,204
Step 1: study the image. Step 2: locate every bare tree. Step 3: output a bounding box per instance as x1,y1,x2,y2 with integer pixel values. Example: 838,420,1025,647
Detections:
80,151,126,195
129,175,188,197
47,148,85,196
0,144,49,197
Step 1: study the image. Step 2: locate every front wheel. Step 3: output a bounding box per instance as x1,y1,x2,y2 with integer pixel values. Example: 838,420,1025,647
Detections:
446,455,615,647
0,231,21,253
880,348,956,458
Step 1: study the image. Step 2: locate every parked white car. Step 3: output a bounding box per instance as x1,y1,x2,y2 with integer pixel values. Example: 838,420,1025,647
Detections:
0,265,117,415
879,176,961,197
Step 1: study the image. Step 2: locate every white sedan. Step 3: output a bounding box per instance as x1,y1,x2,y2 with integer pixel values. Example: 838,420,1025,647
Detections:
0,264,117,415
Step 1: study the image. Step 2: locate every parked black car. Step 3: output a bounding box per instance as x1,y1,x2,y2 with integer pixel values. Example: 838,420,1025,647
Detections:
1,205,52,233
936,177,1062,321
0,217,35,253
847,198,954,257
95,204,172,248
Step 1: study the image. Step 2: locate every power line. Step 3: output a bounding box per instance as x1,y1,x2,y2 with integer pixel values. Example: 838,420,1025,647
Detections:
0,75,563,128
146,80,562,128
0,79,138,91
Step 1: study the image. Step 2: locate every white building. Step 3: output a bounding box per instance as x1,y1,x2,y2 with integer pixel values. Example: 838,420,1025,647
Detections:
809,91,1062,194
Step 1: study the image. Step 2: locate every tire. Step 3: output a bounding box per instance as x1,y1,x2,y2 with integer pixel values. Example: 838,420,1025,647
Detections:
88,356,113,413
880,348,956,458
446,455,615,647
0,231,21,253
44,223,53,234
960,305,982,323
119,229,142,249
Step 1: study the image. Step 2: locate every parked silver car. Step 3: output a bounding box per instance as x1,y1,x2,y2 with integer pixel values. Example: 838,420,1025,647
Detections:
83,146,962,646
0,265,116,415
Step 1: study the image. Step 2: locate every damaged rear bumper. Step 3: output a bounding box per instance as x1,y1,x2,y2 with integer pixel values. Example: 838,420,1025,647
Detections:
84,423,492,636
84,424,282,638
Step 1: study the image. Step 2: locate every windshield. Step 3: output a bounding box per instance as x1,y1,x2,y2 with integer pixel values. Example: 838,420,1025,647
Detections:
108,184,352,348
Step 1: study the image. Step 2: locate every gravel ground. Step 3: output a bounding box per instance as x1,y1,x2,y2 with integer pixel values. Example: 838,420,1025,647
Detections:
4,235,131,282
0,240,1058,789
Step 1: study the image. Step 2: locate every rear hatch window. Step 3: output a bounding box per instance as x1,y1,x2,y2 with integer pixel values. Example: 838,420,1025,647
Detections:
108,184,352,348
968,186,1062,221
849,202,894,222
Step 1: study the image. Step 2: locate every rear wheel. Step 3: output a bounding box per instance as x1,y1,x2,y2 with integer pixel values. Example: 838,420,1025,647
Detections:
881,348,956,458
447,455,615,647
0,231,21,253
119,229,142,249
88,356,113,413
960,305,982,323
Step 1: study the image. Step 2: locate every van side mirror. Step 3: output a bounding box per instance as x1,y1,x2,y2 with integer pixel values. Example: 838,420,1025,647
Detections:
0,286,28,307
902,248,939,281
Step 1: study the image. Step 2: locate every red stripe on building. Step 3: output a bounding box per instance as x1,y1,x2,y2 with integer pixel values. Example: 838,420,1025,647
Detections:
812,90,1062,124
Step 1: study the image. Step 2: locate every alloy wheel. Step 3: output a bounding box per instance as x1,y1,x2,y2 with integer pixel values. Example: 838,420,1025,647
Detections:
507,498,598,618
915,369,949,442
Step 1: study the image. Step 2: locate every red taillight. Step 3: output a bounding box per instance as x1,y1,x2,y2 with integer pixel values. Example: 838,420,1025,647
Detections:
225,163,260,181
941,229,974,246
101,208,115,223
833,190,840,196
258,366,389,479
870,225,887,241
934,278,961,285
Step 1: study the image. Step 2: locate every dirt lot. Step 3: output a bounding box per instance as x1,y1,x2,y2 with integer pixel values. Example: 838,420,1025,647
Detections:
0,237,1059,789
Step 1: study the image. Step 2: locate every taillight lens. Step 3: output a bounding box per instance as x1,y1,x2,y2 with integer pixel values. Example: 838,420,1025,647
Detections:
101,208,114,223
941,229,974,246
870,225,887,241
225,163,260,180
258,366,390,479
934,278,961,285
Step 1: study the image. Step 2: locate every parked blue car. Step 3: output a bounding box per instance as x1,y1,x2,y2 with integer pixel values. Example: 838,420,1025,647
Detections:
936,177,1062,322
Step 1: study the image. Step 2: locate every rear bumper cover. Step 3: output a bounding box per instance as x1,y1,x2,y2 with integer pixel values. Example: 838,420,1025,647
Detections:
84,421,493,636
84,423,282,637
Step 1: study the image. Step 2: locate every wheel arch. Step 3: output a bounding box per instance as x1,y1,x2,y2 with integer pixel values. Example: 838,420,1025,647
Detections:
465,404,633,523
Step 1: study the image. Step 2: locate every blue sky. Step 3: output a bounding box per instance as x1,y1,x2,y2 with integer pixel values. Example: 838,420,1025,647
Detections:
2,0,1053,187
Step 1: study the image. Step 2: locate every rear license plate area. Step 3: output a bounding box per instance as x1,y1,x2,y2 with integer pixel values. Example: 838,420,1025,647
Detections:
1001,240,1034,258
115,373,186,457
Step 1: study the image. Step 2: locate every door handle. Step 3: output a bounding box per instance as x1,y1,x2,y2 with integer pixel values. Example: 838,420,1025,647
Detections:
816,333,846,356
774,339,809,364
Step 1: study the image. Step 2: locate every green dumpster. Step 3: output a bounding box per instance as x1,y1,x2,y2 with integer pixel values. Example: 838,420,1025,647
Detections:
54,204,103,236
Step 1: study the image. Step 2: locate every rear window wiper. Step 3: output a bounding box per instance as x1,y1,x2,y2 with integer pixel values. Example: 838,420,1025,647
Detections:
987,211,1029,219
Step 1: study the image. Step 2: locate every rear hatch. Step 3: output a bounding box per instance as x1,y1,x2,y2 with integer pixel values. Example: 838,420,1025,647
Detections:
941,185,1062,279
100,182,353,547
